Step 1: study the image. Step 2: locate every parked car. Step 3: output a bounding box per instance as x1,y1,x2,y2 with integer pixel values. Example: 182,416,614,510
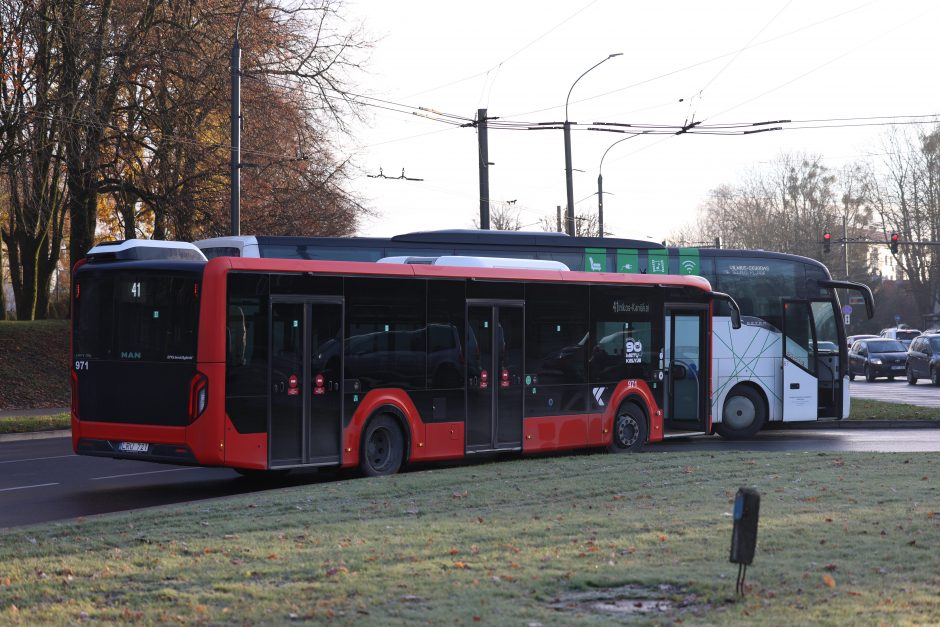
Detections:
905,333,940,385
879,327,921,348
845,333,878,350
848,338,908,382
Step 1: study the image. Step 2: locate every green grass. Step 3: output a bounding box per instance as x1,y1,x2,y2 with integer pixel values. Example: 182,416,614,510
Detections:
850,398,939,421
0,451,937,624
0,414,70,435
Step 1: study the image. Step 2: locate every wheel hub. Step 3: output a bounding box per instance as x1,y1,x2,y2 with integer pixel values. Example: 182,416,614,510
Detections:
723,395,756,430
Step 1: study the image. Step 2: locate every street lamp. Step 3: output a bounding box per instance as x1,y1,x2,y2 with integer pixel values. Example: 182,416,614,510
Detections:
231,0,250,236
564,53,622,236
597,135,637,238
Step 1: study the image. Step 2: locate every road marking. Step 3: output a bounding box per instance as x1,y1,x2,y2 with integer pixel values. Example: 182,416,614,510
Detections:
91,467,204,481
0,482,60,493
0,454,76,465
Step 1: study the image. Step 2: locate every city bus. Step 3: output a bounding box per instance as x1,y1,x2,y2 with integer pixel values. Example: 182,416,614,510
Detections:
195,230,875,438
70,239,740,475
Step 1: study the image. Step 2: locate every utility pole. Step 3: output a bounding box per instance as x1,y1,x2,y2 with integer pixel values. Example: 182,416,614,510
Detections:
842,214,849,279
478,109,490,230
556,206,562,233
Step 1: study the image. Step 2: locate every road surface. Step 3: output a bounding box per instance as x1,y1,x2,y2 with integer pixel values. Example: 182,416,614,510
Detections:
2,427,938,528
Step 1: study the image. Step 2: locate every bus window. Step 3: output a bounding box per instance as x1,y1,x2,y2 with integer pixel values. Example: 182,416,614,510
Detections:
526,283,589,414
715,257,799,328
345,278,426,390
226,274,269,434
427,280,465,390
589,286,660,385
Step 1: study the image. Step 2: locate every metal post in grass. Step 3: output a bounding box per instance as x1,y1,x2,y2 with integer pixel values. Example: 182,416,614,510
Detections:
730,487,760,596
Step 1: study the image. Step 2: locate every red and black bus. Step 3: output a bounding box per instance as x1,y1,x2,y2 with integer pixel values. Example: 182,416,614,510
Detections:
71,240,740,476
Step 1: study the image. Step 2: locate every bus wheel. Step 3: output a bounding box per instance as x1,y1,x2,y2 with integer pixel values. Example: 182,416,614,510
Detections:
360,415,405,477
716,386,766,440
609,403,648,453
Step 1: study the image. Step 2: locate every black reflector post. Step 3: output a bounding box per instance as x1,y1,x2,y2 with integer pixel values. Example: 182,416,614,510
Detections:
730,487,760,596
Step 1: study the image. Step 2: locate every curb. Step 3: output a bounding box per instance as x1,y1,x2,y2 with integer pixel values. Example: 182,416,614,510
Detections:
0,429,71,443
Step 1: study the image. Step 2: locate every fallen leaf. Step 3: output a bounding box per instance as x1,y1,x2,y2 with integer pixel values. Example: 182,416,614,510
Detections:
453,561,468,569
659,535,668,542
824,564,837,571
448,549,459,556
823,574,836,588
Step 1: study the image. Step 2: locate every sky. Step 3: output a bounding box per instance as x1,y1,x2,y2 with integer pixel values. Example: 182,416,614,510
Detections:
339,0,939,242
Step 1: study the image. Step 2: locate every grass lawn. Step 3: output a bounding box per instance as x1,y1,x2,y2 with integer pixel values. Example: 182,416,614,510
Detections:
0,320,70,410
850,398,939,421
0,414,70,435
0,450,937,625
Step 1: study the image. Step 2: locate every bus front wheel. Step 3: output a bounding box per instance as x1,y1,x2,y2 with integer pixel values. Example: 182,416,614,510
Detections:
715,386,766,440
360,415,405,477
609,403,648,453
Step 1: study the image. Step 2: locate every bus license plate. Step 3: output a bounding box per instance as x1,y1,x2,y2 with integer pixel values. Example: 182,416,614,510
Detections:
117,442,149,453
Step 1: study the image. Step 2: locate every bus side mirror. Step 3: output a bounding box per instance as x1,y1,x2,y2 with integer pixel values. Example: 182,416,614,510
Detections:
711,292,742,330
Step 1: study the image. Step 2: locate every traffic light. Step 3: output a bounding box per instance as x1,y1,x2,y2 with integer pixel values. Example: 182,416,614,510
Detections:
890,233,899,254
823,231,831,254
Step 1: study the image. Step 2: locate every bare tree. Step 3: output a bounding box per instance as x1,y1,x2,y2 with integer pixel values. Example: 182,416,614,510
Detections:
871,125,940,316
472,201,523,231
538,208,601,236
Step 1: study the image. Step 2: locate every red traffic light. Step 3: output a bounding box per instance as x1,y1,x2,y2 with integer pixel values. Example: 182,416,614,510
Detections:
890,232,899,254
823,231,831,253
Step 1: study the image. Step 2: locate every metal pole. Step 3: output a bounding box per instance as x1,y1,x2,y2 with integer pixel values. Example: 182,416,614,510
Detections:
564,121,574,235
563,53,622,238
230,38,241,236
597,172,604,238
478,108,490,230
843,213,849,279
556,205,562,232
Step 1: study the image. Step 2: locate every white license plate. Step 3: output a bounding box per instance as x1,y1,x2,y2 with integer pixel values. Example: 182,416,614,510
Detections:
892,366,905,370
117,442,149,453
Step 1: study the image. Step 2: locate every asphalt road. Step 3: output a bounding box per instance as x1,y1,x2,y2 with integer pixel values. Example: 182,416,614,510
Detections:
849,378,940,408
2,428,940,528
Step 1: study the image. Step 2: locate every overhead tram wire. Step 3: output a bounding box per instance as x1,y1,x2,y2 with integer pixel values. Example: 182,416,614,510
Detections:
501,0,882,120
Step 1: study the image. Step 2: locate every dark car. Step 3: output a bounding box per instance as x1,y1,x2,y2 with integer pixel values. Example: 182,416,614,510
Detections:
845,333,878,350
848,338,908,382
905,333,940,385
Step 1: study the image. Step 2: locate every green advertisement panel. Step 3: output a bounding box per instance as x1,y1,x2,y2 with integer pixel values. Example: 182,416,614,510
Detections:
647,249,669,274
678,248,701,275
585,248,607,272
617,249,639,273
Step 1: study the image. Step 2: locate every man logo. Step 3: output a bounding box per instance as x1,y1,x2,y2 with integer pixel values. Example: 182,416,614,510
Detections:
681,259,697,274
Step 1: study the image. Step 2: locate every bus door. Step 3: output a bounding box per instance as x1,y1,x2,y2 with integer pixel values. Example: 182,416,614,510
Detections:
663,306,708,433
269,297,343,467
782,300,819,421
466,301,524,452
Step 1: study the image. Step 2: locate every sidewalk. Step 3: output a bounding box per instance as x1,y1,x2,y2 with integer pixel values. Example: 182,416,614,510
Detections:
0,407,71,443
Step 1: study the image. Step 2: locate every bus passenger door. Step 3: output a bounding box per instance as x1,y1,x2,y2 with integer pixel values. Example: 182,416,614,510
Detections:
269,298,343,468
782,300,818,421
663,307,708,434
466,302,524,452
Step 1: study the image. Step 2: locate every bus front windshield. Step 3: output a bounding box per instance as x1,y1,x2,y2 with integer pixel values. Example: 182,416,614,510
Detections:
74,270,200,362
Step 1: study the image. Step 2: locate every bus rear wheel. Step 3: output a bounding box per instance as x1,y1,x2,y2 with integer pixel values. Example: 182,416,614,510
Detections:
360,415,405,477
608,403,648,453
715,386,766,440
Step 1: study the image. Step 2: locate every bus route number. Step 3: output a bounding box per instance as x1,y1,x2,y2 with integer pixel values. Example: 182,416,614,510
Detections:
75,360,89,371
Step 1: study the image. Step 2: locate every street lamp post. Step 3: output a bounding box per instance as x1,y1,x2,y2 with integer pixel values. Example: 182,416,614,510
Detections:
597,135,635,238
231,0,250,237
564,53,621,236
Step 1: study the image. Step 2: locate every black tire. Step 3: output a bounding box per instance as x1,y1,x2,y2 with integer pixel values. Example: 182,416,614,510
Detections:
865,366,876,383
907,365,918,385
932,367,940,387
887,376,895,381
360,415,405,476
715,386,767,440
848,370,855,381
608,402,648,453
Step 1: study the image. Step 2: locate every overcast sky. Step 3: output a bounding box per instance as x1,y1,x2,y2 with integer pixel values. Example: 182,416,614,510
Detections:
340,0,939,242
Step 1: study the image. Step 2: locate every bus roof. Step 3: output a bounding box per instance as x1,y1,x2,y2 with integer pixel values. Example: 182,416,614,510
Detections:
212,256,714,292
